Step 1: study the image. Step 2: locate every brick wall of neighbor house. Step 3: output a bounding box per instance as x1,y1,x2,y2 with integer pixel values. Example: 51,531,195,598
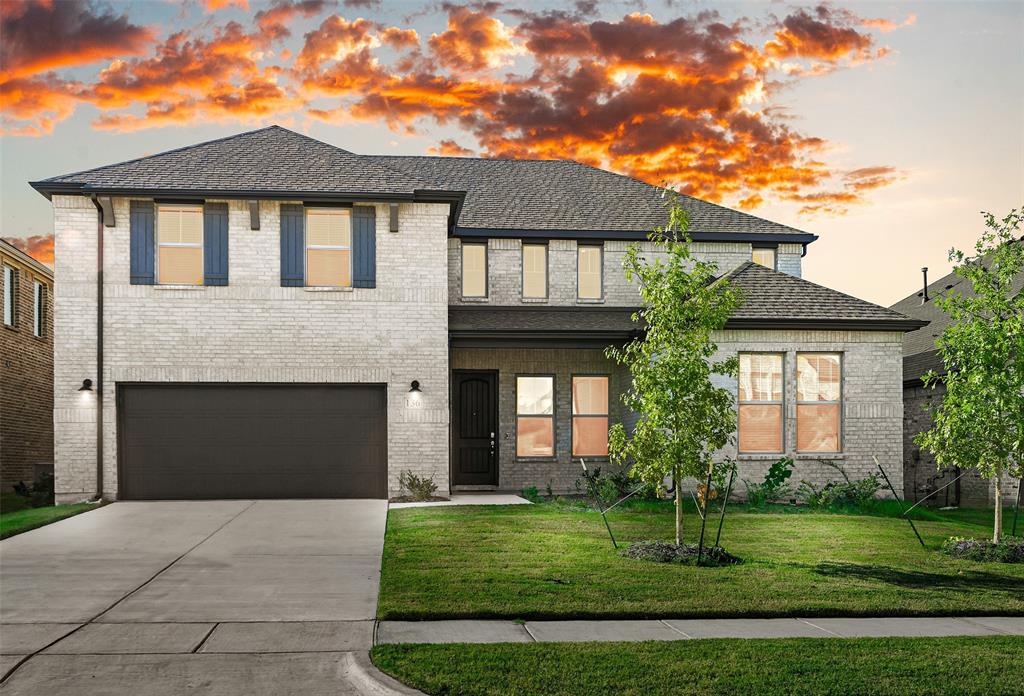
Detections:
51,195,450,502
1,249,54,488
451,347,631,493
903,382,1016,507
448,239,803,306
710,329,906,498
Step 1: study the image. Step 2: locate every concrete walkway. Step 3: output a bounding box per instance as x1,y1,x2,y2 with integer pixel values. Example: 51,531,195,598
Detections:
390,493,530,509
376,616,1024,644
0,500,418,695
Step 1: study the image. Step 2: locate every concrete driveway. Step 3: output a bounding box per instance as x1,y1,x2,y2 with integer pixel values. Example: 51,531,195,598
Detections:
0,500,414,695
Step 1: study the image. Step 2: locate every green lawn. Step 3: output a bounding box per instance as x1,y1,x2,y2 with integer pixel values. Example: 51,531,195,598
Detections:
372,636,1024,696
378,502,1024,620
1,498,98,539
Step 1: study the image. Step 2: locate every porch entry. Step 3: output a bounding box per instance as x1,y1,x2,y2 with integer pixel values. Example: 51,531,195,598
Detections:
452,370,499,486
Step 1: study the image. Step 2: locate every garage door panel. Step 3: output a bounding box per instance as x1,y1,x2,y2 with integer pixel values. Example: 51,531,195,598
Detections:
119,384,387,500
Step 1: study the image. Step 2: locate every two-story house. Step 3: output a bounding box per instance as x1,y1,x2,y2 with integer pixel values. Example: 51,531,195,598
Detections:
1,239,54,492
29,126,924,503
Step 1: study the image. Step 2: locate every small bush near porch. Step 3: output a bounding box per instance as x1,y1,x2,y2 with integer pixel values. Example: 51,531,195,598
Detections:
378,502,1024,620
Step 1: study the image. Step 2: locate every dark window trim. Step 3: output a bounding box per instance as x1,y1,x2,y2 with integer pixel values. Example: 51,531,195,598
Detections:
570,373,611,459
521,242,548,300
461,240,489,299
795,351,844,454
577,242,604,301
515,373,556,460
737,352,785,455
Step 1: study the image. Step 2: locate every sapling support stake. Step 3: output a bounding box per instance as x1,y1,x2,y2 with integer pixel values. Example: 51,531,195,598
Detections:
696,464,714,565
1013,477,1022,537
580,459,618,549
874,456,926,549
714,468,736,548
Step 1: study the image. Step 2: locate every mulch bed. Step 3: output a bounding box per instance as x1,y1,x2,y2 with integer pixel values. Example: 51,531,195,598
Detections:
620,539,742,566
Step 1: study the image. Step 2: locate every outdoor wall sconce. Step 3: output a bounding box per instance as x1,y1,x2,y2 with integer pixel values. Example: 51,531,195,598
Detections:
78,379,93,392
409,380,421,393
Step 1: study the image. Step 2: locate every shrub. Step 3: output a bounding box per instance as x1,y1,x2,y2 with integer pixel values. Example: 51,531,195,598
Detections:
620,540,741,566
743,457,794,507
12,472,55,508
575,465,656,507
520,486,543,503
941,536,1024,563
397,471,439,502
796,461,882,509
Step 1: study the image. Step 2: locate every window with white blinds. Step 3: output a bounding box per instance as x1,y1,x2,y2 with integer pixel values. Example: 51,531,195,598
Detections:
157,205,203,285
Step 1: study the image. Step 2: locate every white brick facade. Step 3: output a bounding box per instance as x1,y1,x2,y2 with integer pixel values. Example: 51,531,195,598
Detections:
52,193,900,504
711,329,905,497
53,195,450,502
450,330,905,496
448,238,803,306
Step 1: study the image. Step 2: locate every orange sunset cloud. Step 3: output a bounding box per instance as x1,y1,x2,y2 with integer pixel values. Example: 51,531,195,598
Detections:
1,1,915,217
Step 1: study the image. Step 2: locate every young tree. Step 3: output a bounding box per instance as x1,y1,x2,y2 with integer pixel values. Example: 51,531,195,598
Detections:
607,200,743,546
916,209,1024,544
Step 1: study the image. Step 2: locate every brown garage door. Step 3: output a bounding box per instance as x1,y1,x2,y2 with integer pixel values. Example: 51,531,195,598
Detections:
118,384,387,500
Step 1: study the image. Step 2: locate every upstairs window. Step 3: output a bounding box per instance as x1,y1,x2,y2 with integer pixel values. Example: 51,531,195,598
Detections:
306,208,352,287
578,244,603,299
157,205,203,285
3,265,14,326
517,375,554,457
462,242,487,298
752,247,777,270
738,353,784,453
572,376,609,457
522,243,547,299
33,281,46,337
797,353,842,452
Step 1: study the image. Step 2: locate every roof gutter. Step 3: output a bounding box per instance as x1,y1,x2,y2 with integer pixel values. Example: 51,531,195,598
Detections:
724,318,929,332
455,227,819,245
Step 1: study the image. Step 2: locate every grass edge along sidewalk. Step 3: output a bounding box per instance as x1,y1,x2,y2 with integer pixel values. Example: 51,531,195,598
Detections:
371,635,1024,696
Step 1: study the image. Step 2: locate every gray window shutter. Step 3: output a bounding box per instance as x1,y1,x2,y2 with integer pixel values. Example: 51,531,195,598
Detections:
352,206,376,288
280,204,304,287
129,200,155,285
203,202,229,286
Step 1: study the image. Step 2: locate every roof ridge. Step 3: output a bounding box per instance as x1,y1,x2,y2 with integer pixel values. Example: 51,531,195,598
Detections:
41,125,284,183
376,153,575,164
267,125,353,156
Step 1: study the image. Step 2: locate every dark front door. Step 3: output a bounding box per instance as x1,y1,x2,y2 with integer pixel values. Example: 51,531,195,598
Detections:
452,370,498,486
118,383,388,500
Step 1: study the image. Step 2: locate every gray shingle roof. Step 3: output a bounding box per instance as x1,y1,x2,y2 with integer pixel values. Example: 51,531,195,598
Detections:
378,155,810,236
33,125,814,238
723,262,926,329
37,126,438,197
888,240,1024,382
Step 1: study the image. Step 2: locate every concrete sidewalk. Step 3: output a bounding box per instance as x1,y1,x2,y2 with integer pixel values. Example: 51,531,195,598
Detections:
376,616,1024,644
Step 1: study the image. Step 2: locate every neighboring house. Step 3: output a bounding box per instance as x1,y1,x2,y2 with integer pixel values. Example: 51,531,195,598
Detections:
890,250,1024,506
1,239,54,491
29,126,924,503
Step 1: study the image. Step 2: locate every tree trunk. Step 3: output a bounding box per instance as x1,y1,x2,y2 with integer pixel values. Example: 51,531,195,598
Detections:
993,471,1003,544
674,467,683,546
